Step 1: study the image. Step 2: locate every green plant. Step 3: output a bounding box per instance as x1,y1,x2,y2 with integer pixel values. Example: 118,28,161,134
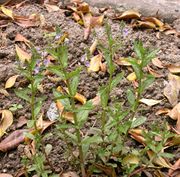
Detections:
9,103,23,111
15,48,50,177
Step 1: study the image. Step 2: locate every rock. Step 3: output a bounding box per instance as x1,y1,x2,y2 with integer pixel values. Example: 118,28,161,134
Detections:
85,0,180,22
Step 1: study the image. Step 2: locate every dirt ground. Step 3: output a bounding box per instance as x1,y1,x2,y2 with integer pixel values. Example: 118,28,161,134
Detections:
0,0,180,176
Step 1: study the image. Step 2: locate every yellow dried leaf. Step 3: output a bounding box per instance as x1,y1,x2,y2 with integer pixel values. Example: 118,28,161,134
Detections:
62,112,74,123
5,75,19,89
115,57,131,66
139,98,161,106
88,54,102,72
0,110,13,137
127,72,136,81
77,2,89,13
90,39,98,55
74,93,86,104
90,15,104,28
141,17,164,27
1,6,13,19
116,10,141,20
122,154,140,165
15,44,31,63
167,64,180,74
136,21,156,29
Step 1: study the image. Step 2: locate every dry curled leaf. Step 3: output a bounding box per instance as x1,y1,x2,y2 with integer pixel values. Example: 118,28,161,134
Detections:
168,103,180,120
15,33,31,47
115,57,131,66
0,6,13,19
5,75,19,89
0,88,9,96
163,73,180,106
147,66,163,78
74,93,86,104
167,64,180,74
61,171,79,177
155,108,170,115
141,17,164,28
0,173,13,177
152,58,164,68
139,98,161,106
88,54,102,72
89,39,98,55
77,2,89,13
0,110,13,137
147,151,172,168
168,159,180,177
0,129,27,152
15,44,31,63
115,10,141,20
134,21,156,29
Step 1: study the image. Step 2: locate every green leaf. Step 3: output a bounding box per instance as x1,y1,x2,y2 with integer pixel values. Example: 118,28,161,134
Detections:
99,86,109,108
27,120,35,128
77,109,90,128
134,41,145,60
128,58,141,80
15,88,31,102
143,49,158,67
34,74,43,89
160,152,174,159
131,116,146,128
34,100,43,117
127,89,135,106
53,89,71,109
70,74,79,96
65,131,77,143
141,74,155,93
48,65,64,79
110,72,124,90
66,67,81,79
57,45,68,68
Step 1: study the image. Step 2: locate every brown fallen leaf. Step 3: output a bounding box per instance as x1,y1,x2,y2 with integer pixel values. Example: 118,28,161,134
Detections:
164,29,179,36
139,98,161,106
5,75,19,89
16,116,28,128
168,103,180,120
15,33,31,47
164,73,180,106
147,66,163,78
155,108,170,115
115,10,141,20
90,15,104,28
141,17,164,28
15,44,31,63
88,54,103,72
152,58,164,69
0,110,13,137
176,112,180,133
44,3,60,12
168,159,180,177
147,150,172,168
167,64,180,74
0,88,9,96
0,129,27,152
61,171,79,177
77,2,89,13
0,174,13,177
134,21,156,29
